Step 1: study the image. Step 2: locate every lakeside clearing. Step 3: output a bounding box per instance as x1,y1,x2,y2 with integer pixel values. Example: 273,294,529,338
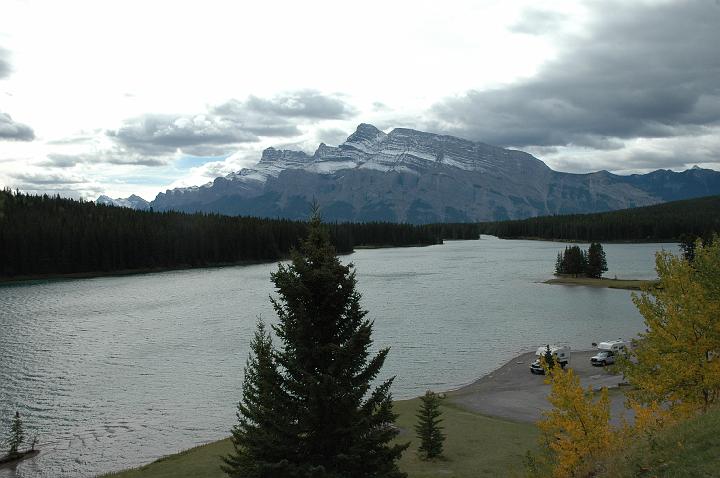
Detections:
103,351,624,478
543,276,659,290
102,398,538,478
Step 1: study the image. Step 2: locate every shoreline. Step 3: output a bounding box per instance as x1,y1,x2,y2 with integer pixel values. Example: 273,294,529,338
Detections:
486,235,679,244
0,260,279,285
103,348,625,477
0,450,40,470
102,353,538,477
543,276,659,290
0,242,446,285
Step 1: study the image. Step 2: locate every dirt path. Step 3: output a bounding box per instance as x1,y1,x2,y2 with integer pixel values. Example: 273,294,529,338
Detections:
447,351,629,423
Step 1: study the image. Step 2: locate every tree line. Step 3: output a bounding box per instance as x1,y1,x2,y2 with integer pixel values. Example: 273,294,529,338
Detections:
478,195,720,241
0,190,478,279
555,243,608,278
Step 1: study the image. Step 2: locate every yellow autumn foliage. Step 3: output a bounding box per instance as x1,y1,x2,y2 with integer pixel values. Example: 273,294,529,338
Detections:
536,361,616,477
624,237,720,416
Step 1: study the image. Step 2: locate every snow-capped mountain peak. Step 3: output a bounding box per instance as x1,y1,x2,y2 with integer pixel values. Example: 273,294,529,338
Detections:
104,124,720,223
96,194,150,210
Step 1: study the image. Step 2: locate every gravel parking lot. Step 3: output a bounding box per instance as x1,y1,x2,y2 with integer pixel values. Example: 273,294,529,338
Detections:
447,350,628,423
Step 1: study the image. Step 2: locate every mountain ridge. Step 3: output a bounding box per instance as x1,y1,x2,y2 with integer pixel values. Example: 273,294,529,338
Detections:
100,124,720,223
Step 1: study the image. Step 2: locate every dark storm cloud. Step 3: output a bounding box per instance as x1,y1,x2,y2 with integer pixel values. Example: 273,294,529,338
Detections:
10,171,88,185
42,152,168,168
107,114,259,155
0,111,35,141
210,90,356,137
209,100,302,137
432,0,720,149
106,91,355,156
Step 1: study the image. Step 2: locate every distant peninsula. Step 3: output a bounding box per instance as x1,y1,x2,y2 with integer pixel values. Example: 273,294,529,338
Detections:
543,277,660,291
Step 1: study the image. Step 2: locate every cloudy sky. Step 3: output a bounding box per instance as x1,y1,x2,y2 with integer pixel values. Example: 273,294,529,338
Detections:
1,0,718,200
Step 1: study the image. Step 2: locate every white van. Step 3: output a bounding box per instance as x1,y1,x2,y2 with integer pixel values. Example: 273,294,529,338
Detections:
590,340,627,366
530,345,571,374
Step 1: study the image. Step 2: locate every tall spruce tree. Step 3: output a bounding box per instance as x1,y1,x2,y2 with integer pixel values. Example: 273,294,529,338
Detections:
230,212,407,477
586,242,608,278
8,411,24,456
222,320,292,477
414,391,445,460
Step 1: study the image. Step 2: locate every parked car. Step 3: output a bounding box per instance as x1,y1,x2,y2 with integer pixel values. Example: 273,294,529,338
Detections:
530,345,570,374
590,350,616,366
591,339,627,366
529,359,545,374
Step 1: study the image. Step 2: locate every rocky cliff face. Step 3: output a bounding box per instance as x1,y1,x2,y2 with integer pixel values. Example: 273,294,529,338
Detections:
103,124,720,222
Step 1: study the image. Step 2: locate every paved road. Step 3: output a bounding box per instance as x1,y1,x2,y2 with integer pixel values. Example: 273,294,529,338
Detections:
447,350,629,423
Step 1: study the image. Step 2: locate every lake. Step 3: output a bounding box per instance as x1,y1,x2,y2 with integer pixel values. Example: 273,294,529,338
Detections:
0,237,675,477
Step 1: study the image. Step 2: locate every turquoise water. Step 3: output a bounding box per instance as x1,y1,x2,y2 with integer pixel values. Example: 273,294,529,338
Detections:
0,237,675,477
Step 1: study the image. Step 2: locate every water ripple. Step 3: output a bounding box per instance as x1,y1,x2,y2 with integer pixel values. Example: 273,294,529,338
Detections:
0,239,669,477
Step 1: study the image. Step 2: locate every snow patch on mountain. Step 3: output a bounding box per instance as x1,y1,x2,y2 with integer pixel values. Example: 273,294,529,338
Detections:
96,194,150,210
204,123,514,189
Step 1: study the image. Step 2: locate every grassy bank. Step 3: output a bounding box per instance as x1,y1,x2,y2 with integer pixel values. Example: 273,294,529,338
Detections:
543,277,660,290
596,407,720,477
103,398,538,478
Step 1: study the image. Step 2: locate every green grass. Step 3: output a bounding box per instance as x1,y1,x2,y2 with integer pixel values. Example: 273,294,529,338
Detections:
103,398,538,478
596,407,720,477
101,439,234,478
394,399,538,478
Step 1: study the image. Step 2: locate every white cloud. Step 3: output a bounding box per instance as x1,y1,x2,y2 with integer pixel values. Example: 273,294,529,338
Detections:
0,0,716,200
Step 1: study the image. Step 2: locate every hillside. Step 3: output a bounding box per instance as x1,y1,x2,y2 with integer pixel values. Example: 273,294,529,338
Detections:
596,407,720,477
478,195,720,241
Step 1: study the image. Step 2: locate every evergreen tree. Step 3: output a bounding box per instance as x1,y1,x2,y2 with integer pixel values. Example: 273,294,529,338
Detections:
414,391,445,460
265,212,407,477
8,411,24,456
222,320,292,477
543,345,555,370
554,252,564,274
586,242,608,278
556,245,587,276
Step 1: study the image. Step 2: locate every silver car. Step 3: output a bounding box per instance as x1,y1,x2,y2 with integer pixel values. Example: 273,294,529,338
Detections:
590,350,615,366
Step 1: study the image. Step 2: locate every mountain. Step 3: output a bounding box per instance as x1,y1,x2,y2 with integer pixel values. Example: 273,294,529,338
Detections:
100,124,720,223
96,194,150,210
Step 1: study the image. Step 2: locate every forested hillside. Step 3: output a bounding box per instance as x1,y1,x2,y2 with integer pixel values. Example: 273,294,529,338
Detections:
0,190,477,279
478,195,720,241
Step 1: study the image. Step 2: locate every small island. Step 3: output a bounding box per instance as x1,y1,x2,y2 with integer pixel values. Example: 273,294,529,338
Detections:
545,242,659,290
